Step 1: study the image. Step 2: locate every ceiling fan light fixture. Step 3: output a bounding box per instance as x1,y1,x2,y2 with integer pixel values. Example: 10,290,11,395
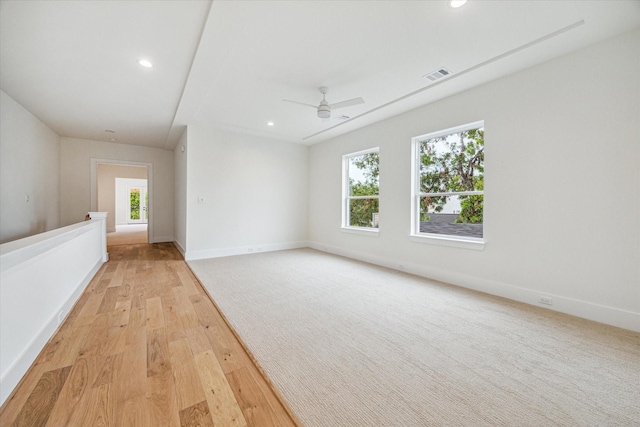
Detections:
317,105,331,119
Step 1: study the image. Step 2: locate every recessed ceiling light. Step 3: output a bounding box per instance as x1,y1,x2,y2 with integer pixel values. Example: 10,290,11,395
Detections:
450,0,467,8
138,59,153,68
266,121,275,126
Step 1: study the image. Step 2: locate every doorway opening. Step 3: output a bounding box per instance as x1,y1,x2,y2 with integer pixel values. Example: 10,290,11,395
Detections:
128,185,148,224
91,159,153,245
117,178,148,225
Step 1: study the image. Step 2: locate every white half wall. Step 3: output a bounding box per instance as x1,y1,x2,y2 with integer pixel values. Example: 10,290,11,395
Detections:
0,90,60,244
0,220,105,405
309,30,640,331
59,137,174,243
184,126,309,260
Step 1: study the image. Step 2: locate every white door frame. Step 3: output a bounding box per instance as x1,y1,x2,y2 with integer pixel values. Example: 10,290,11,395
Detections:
90,158,153,243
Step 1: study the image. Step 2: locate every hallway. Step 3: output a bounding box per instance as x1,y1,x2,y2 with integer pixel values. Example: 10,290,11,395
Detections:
0,243,297,426
107,224,148,246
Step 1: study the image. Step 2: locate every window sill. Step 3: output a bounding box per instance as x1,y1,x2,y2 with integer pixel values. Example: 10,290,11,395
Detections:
341,227,380,236
408,233,485,251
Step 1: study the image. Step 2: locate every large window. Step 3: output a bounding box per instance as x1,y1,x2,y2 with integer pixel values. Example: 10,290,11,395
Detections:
411,121,484,243
342,148,379,230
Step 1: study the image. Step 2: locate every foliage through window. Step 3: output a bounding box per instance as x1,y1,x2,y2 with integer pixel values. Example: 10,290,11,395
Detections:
130,189,141,220
343,148,379,229
412,122,484,240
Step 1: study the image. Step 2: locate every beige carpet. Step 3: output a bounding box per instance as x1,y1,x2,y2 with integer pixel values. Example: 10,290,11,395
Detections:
189,249,640,427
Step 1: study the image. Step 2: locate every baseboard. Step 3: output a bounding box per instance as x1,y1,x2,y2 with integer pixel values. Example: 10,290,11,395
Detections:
185,241,309,261
307,241,640,332
0,259,104,405
150,235,173,244
173,240,186,257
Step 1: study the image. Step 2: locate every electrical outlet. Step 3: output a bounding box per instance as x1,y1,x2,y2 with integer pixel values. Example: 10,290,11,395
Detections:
538,296,553,306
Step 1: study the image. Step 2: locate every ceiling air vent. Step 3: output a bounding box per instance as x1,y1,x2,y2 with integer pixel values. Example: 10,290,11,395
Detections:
423,68,451,82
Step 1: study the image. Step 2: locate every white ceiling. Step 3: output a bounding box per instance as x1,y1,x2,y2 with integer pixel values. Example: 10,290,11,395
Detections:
1,1,639,150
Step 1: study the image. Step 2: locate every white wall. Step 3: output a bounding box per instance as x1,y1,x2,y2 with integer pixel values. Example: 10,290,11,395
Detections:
309,30,640,331
59,137,174,242
0,90,60,244
184,126,309,260
174,129,188,255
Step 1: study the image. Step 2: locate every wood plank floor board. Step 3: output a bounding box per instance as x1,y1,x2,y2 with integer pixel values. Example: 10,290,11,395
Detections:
107,261,127,288
118,394,150,427
169,339,206,411
110,299,132,329
48,324,92,371
0,362,50,425
80,382,117,427
176,267,202,297
162,293,187,343
128,307,147,333
147,369,180,427
74,293,107,327
179,400,215,427
79,313,110,356
10,366,72,427
92,352,124,389
226,366,294,427
190,294,248,374
186,327,211,356
0,242,298,427
146,296,165,330
194,350,247,427
44,351,98,427
117,327,148,402
147,326,172,378
97,286,121,315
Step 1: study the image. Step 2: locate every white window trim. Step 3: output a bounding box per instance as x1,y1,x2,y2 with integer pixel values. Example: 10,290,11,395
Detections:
408,234,485,250
342,147,380,231
341,226,380,236
410,121,485,250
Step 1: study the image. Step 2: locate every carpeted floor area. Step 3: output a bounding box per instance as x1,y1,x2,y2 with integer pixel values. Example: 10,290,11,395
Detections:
189,248,640,427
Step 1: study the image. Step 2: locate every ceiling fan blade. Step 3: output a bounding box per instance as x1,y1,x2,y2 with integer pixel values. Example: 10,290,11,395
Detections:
282,99,317,109
330,97,364,110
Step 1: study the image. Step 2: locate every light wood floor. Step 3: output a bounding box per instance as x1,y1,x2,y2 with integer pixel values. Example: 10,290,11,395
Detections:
106,224,148,246
0,243,299,427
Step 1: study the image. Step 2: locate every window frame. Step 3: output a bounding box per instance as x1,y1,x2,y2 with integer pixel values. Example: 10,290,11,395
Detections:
410,121,485,250
341,147,380,234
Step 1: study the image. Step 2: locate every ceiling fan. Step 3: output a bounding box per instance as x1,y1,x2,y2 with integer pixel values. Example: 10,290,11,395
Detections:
283,87,364,120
